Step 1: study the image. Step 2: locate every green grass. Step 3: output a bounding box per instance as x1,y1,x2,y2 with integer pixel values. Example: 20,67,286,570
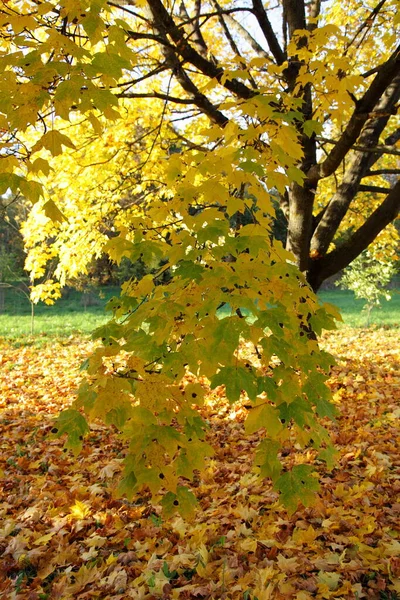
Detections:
0,286,119,340
0,285,398,342
319,288,400,328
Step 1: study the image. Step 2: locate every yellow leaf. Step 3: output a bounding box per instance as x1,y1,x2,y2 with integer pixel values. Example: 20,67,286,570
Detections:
32,130,76,156
240,538,258,552
69,500,91,520
317,571,340,591
33,532,55,546
292,525,318,545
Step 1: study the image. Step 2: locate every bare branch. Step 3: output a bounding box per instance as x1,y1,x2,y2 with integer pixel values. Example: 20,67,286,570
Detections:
223,14,272,61
310,72,400,258
147,0,256,100
317,138,400,157
145,2,229,126
211,0,258,89
385,127,400,145
308,179,400,289
107,1,152,23
178,0,208,58
115,65,169,88
307,0,321,27
308,44,400,183
118,91,195,104
343,0,388,56
167,125,211,151
358,184,393,193
282,0,306,36
252,0,286,65
365,169,400,176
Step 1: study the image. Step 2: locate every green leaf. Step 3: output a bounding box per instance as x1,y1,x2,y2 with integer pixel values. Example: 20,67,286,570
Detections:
0,173,22,195
92,321,124,343
160,486,197,519
239,160,265,177
162,561,178,580
286,166,305,185
52,409,90,456
212,317,242,354
303,373,337,419
254,439,282,481
274,465,320,514
210,366,258,402
303,119,323,137
318,444,338,470
103,236,135,264
174,261,204,282
117,471,138,502
245,404,283,437
176,486,198,519
91,51,131,78
161,491,177,518
278,398,314,428
309,306,339,335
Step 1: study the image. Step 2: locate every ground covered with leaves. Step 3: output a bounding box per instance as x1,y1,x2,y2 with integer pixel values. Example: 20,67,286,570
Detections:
0,329,399,600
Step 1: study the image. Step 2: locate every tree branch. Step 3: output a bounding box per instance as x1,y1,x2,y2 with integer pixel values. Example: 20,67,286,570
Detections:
385,127,400,145
223,14,272,61
283,0,306,36
147,0,256,100
343,0,388,56
307,0,321,28
308,179,400,290
307,44,400,183
358,184,393,193
211,0,257,89
118,91,195,104
179,0,209,58
365,169,400,176
317,137,400,156
310,73,400,255
251,0,286,65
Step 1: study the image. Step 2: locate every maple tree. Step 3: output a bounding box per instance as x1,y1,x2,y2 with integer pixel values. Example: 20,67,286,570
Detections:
0,0,399,514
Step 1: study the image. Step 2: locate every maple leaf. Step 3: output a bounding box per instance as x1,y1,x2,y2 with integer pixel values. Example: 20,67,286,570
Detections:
274,465,320,514
52,408,90,455
69,500,91,520
32,130,76,156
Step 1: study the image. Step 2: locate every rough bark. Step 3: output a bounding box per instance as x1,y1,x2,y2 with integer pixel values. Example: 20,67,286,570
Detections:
308,179,400,291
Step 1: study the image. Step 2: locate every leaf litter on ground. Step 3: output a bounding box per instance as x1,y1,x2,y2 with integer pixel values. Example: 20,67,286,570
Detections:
0,329,399,599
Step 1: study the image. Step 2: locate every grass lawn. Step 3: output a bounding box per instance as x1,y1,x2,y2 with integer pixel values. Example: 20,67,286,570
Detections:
0,286,120,340
0,285,398,340
319,288,400,328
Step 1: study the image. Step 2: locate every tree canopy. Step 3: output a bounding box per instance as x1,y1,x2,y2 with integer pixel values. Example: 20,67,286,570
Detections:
0,0,399,294
0,0,399,514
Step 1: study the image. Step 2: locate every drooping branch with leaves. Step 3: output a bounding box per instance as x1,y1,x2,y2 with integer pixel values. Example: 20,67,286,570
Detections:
0,0,399,514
